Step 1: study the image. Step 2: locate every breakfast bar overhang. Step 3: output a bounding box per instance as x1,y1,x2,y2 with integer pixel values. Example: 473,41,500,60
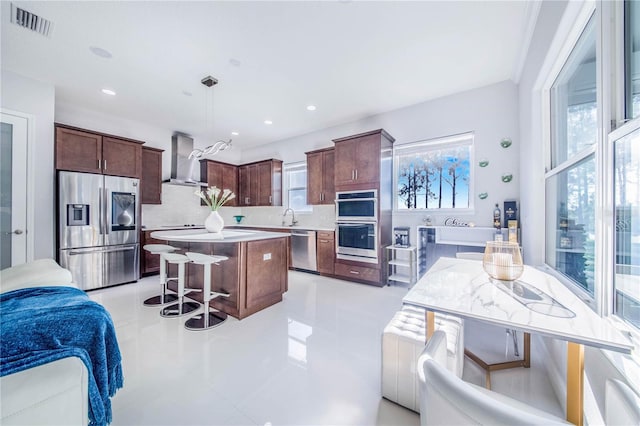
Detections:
151,229,289,320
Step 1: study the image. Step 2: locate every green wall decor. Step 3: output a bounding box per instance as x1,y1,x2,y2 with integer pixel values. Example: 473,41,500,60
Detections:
501,173,513,183
478,192,488,200
500,138,512,148
478,158,489,167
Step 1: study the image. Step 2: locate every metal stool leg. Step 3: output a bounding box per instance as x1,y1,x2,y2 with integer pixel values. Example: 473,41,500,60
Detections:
143,246,178,306
160,255,200,318
184,253,229,331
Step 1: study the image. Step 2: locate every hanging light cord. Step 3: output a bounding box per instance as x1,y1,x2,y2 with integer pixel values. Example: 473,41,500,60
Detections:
188,139,232,160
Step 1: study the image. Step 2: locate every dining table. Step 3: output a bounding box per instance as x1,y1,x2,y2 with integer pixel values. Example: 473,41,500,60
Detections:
403,257,634,426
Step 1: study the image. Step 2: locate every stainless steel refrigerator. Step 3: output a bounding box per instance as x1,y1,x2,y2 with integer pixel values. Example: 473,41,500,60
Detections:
58,171,140,290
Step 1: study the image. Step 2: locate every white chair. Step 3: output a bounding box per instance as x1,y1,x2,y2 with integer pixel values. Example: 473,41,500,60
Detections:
142,244,178,306
184,252,230,331
418,330,570,426
606,378,640,425
456,251,520,358
159,253,200,317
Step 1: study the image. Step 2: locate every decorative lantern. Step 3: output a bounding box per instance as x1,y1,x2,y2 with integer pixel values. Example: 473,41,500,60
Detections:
482,241,524,281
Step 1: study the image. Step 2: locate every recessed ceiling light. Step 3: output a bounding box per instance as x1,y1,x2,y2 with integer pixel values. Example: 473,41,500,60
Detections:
101,88,116,96
231,131,239,136
89,46,112,59
306,105,317,111
182,90,193,97
229,58,242,67
264,120,273,125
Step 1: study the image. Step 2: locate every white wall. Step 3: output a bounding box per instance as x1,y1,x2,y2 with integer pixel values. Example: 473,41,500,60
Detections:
55,102,242,181
242,80,520,232
518,0,569,267
1,70,56,259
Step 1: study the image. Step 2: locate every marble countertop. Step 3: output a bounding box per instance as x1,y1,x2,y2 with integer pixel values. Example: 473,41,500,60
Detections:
150,228,291,243
229,224,335,232
403,257,633,353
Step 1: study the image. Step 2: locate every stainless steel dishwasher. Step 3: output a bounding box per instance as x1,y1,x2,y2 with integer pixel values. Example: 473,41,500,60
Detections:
290,230,318,272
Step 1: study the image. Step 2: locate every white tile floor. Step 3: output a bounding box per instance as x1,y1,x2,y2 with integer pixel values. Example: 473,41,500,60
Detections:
89,271,563,426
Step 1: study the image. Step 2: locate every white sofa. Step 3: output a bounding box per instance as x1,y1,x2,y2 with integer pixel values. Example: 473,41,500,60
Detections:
0,259,89,426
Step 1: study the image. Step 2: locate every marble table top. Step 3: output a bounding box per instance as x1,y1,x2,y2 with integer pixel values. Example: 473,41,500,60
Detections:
151,228,290,243
403,257,633,353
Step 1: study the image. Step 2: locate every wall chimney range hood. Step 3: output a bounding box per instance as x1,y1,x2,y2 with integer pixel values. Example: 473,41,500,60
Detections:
167,133,208,186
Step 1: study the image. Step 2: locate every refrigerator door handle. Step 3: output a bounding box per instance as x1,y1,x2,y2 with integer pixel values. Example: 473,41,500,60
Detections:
103,246,136,253
69,245,136,256
103,187,110,235
98,187,104,235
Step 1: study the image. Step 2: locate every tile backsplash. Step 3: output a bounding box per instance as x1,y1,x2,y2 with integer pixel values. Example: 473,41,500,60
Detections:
142,183,335,229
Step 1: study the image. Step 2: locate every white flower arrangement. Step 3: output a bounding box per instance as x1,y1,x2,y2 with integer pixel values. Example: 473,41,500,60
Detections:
195,186,236,211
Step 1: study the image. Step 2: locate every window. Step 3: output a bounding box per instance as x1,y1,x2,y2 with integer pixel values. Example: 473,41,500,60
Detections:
395,133,473,210
546,13,597,298
612,122,640,328
544,1,640,331
284,162,312,212
624,0,640,119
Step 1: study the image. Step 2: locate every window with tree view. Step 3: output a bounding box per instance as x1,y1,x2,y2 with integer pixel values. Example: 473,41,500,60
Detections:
396,133,472,210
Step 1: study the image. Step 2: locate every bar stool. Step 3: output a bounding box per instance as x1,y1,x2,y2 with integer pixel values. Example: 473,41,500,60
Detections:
142,244,179,306
160,253,200,318
184,252,230,331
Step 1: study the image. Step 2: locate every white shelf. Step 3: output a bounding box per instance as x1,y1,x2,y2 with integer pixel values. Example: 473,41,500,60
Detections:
388,273,412,283
386,245,417,286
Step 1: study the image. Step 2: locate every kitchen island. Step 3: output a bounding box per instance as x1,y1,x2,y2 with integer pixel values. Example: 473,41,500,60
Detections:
150,229,289,320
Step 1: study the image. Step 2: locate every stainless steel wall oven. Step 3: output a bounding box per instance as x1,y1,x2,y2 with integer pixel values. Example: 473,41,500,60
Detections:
335,190,377,221
336,222,378,263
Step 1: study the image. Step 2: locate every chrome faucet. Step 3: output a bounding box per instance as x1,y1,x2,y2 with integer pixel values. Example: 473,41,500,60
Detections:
282,208,298,226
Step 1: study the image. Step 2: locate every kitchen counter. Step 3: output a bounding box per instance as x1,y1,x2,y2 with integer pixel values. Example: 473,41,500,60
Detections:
229,224,335,232
150,228,290,242
150,228,289,320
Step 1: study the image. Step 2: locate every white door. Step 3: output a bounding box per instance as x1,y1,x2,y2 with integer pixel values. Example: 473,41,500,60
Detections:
0,111,29,268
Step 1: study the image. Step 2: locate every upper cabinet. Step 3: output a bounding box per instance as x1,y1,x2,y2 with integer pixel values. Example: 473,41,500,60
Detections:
141,146,163,205
238,159,282,206
55,124,143,179
306,147,335,205
200,160,238,207
333,129,394,190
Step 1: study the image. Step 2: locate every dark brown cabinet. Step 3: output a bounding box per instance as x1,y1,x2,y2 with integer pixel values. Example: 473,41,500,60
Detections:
238,159,282,206
141,147,163,204
140,230,164,276
317,231,335,275
333,129,393,189
306,147,335,205
200,160,238,206
55,124,143,178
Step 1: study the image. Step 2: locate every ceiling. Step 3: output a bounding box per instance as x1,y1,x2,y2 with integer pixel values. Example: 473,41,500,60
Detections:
1,1,533,149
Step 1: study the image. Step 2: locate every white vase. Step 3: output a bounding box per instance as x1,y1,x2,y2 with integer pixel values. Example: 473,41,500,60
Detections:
204,210,224,233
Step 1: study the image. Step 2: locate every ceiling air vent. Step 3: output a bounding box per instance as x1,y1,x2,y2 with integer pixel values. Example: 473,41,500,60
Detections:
10,3,54,37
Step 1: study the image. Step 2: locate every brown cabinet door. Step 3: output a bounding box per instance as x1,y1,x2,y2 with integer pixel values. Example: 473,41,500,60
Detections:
334,139,357,186
238,165,252,206
202,160,239,207
55,127,102,173
221,163,238,206
322,150,335,203
257,161,273,205
306,151,323,205
140,231,164,275
102,137,142,178
317,234,335,275
307,149,335,205
245,238,287,308
141,147,163,204
353,134,380,185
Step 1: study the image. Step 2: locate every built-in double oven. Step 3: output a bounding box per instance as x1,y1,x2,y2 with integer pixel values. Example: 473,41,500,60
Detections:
335,190,378,263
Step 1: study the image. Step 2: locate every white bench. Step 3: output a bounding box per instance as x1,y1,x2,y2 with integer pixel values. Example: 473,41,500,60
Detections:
382,305,464,412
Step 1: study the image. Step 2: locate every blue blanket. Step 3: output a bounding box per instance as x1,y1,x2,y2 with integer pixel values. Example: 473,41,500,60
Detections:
0,286,123,426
